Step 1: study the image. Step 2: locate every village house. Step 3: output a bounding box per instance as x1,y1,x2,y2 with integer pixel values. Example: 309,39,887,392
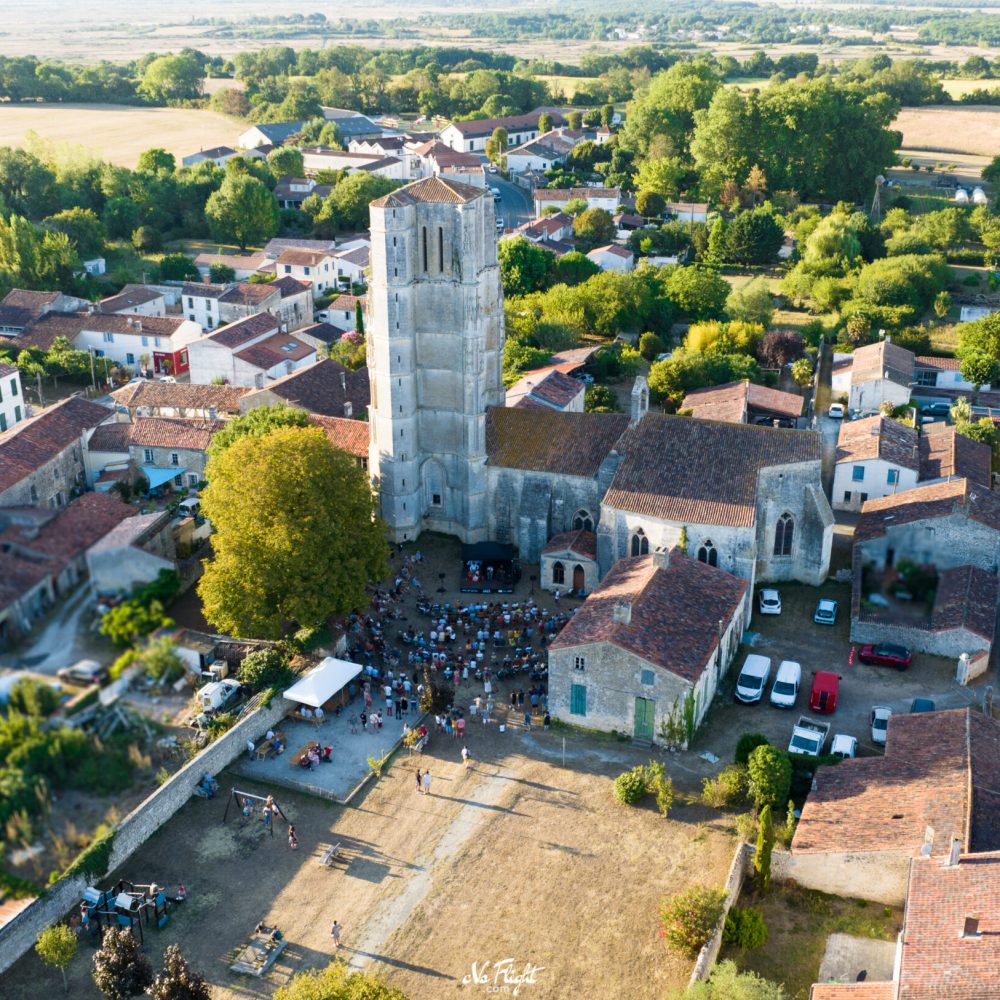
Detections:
511,213,575,244
127,417,221,493
274,248,341,299
331,243,370,287
0,288,88,336
321,294,365,332
586,243,635,272
439,108,567,153
841,339,916,415
505,368,586,412
406,140,485,187
309,414,370,470
97,285,166,318
0,396,111,508
192,253,267,282
833,415,921,510
210,279,313,331
238,121,306,149
86,510,176,601
181,146,240,168
548,548,749,742
240,357,369,420
274,176,331,210
319,107,386,143
506,130,580,173
0,363,25,433
108,381,250,421
539,528,599,596
680,380,804,427
912,354,979,392
300,147,406,180
664,201,709,224
533,186,621,216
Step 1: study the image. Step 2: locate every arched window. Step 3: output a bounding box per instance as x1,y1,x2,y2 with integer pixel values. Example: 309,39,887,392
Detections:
630,530,649,557
697,540,718,567
552,561,565,585
774,513,794,557
573,509,594,532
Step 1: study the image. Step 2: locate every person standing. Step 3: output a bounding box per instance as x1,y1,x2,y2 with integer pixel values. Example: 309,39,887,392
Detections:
524,709,531,729
461,746,472,771
330,920,342,949
415,768,423,794
422,770,432,795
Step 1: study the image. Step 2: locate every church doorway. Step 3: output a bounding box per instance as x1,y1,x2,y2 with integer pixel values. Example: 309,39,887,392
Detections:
572,564,585,593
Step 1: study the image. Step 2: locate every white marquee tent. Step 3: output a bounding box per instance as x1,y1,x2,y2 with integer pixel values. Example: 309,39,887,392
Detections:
283,657,361,709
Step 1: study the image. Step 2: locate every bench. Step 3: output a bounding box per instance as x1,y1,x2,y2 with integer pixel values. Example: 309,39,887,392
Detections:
317,842,342,867
290,742,320,767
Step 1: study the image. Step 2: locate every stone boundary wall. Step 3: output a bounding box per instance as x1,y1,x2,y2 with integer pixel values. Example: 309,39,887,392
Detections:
0,695,292,976
689,842,752,985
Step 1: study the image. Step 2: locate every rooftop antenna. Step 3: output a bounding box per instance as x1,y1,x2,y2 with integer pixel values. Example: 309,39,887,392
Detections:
870,175,885,223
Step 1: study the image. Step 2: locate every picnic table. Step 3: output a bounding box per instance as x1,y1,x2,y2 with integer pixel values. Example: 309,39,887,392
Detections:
290,741,320,767
254,731,286,760
290,710,324,726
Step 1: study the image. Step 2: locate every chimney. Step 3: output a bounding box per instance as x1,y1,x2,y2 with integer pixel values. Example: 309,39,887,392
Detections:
340,372,347,391
611,599,632,625
962,916,981,938
652,549,671,571
944,836,962,867
135,320,141,333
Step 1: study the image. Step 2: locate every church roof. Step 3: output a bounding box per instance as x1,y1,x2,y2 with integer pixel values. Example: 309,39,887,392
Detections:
485,407,629,478
604,414,821,527
370,176,484,208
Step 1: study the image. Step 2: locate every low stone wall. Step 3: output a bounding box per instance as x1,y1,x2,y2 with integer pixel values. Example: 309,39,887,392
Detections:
771,848,909,907
689,842,752,985
0,695,292,976
850,616,988,661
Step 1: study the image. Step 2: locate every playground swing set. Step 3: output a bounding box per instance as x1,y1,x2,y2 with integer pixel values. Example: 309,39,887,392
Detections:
222,788,290,837
80,879,181,944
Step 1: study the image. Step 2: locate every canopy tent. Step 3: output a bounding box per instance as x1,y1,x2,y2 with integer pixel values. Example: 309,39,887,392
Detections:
462,541,514,563
283,657,361,709
141,465,186,489
460,541,518,594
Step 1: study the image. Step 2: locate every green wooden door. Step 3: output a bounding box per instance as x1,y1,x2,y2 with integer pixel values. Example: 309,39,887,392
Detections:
570,683,587,716
634,697,655,741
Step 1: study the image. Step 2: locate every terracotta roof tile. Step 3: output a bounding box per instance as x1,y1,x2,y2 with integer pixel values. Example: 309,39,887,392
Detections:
682,380,804,424
235,332,313,369
919,424,992,486
851,339,915,387
310,415,369,458
915,354,961,371
109,381,250,414
485,407,629,478
542,529,596,560
371,176,482,208
207,313,279,348
1,289,59,311
931,565,998,642
836,415,919,469
217,284,278,307
535,186,620,201
98,286,163,313
604,414,820,527
244,358,369,418
87,421,132,452
810,985,896,1000
550,550,747,682
128,417,222,451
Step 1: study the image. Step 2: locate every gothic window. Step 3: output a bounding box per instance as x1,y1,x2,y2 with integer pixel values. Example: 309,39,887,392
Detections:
630,530,649,557
573,509,594,532
421,227,428,272
552,561,565,585
697,540,718,567
774,513,794,557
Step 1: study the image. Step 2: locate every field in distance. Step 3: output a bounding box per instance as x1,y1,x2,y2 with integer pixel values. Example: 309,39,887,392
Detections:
0,103,243,167
894,104,1000,159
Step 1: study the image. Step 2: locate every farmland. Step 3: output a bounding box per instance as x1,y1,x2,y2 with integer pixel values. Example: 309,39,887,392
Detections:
0,104,243,167
893,105,1000,159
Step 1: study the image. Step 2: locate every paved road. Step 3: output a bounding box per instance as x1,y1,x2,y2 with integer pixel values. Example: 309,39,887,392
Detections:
492,174,533,232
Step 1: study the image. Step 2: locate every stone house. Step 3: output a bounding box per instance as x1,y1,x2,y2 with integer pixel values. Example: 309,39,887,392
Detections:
240,358,370,420
540,528,598,595
274,248,341,299
847,339,915,416
86,511,176,600
533,186,620,216
548,548,749,741
310,415,370,470
505,369,585,412
597,414,833,590
216,279,314,332
681,380,804,426
913,354,978,392
108,381,250,422
0,396,111,508
833,415,920,510
97,286,166,318
128,417,221,492
784,708,1000,906
0,288,88,336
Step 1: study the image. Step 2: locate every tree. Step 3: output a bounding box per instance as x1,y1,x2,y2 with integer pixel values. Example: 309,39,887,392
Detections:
138,636,184,684
205,173,279,250
723,209,784,265
585,384,620,413
757,329,804,369
498,237,554,297
566,111,583,130
237,648,293,692
198,426,388,638
42,207,105,258
634,157,685,199
538,112,553,134
484,127,508,164
92,927,153,1000
959,351,1000,397
318,173,399,232
726,277,774,327
562,197,588,217
934,290,952,319
36,924,77,993
100,599,173,647
209,263,236,283
268,147,306,179
639,331,667,361
790,356,815,388
754,803,775,891
148,945,210,1000
354,301,364,335
745,163,767,207
131,226,162,252
572,208,616,249
207,405,311,457
139,54,203,103
136,148,176,174
843,314,873,348
600,104,614,127
676,960,786,1000
158,253,199,282
747,745,792,810
273,961,408,1000
635,190,666,219
0,215,78,290
659,886,728,957
666,266,730,320
552,251,599,286
0,148,58,218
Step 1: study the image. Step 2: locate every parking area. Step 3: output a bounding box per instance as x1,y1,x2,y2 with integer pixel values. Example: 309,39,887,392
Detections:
699,581,984,762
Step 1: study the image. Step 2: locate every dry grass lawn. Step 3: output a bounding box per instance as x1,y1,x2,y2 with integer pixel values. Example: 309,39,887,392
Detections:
3,721,736,1000
894,105,1000,158
0,104,244,167
939,78,1000,99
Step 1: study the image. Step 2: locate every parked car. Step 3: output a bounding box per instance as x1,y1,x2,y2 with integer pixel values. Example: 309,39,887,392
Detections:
758,588,782,615
831,733,857,759
871,705,892,745
922,401,951,417
487,164,497,174
828,403,845,419
496,217,504,231
572,372,594,384
813,598,839,625
56,659,108,685
770,660,801,708
159,375,176,383
910,697,936,713
490,186,501,200
735,654,772,704
858,643,912,670
788,716,830,756
809,670,840,713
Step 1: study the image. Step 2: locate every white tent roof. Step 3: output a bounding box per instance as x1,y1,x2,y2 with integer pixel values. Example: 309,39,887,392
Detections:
283,657,361,708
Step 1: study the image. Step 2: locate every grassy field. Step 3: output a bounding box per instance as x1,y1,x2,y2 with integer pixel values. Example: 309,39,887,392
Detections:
0,104,244,167
940,78,1000,99
534,74,600,99
894,105,1000,158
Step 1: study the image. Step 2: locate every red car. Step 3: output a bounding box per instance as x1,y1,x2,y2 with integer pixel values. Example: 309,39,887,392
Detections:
809,671,840,714
858,643,912,670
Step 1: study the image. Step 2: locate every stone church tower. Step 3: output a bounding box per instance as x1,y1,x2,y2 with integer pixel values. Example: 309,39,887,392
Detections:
367,177,505,543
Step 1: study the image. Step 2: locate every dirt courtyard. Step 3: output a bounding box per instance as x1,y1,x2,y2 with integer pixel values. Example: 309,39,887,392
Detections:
4,722,736,1000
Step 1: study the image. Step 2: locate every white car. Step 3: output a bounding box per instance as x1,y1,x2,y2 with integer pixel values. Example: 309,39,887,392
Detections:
758,588,781,615
769,660,801,708
814,598,839,625
871,705,892,746
828,403,845,419
487,164,498,174
735,654,772,704
159,375,176,383
831,733,857,759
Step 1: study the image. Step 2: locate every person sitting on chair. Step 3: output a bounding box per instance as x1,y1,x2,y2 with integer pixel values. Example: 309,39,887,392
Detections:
314,707,325,721
300,707,312,718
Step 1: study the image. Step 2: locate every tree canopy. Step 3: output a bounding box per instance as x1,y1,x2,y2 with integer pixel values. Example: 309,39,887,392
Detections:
205,172,279,250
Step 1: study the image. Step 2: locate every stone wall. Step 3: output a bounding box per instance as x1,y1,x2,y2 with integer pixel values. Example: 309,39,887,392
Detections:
690,843,752,984
0,439,88,508
850,616,988,660
859,513,1000,575
771,848,910,906
0,695,292,976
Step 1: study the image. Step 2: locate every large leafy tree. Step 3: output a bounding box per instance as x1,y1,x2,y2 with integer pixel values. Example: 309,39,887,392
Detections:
139,54,203,103
205,173,279,249
723,209,784,266
148,944,211,1000
0,148,58,218
42,207,105,258
207,404,311,458
498,236,553,297
198,426,388,638
92,927,153,1000
571,208,616,250
665,266,730,320
0,215,77,293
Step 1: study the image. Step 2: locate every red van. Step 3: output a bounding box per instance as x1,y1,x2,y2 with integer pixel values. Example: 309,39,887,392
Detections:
809,671,841,714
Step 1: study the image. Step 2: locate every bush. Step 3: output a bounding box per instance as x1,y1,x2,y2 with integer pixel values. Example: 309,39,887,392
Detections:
659,886,728,957
237,648,292,692
734,812,758,843
734,733,769,766
963,273,983,287
9,678,60,718
614,766,648,805
701,765,749,809
748,745,792,809
131,225,162,252
676,960,786,1000
723,906,768,950
639,331,667,361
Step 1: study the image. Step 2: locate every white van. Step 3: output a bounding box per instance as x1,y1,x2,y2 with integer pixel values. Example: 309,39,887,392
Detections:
197,678,240,712
769,660,802,708
734,654,771,704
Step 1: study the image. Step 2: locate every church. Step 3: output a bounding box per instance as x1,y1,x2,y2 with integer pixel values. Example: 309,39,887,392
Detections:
366,176,833,596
